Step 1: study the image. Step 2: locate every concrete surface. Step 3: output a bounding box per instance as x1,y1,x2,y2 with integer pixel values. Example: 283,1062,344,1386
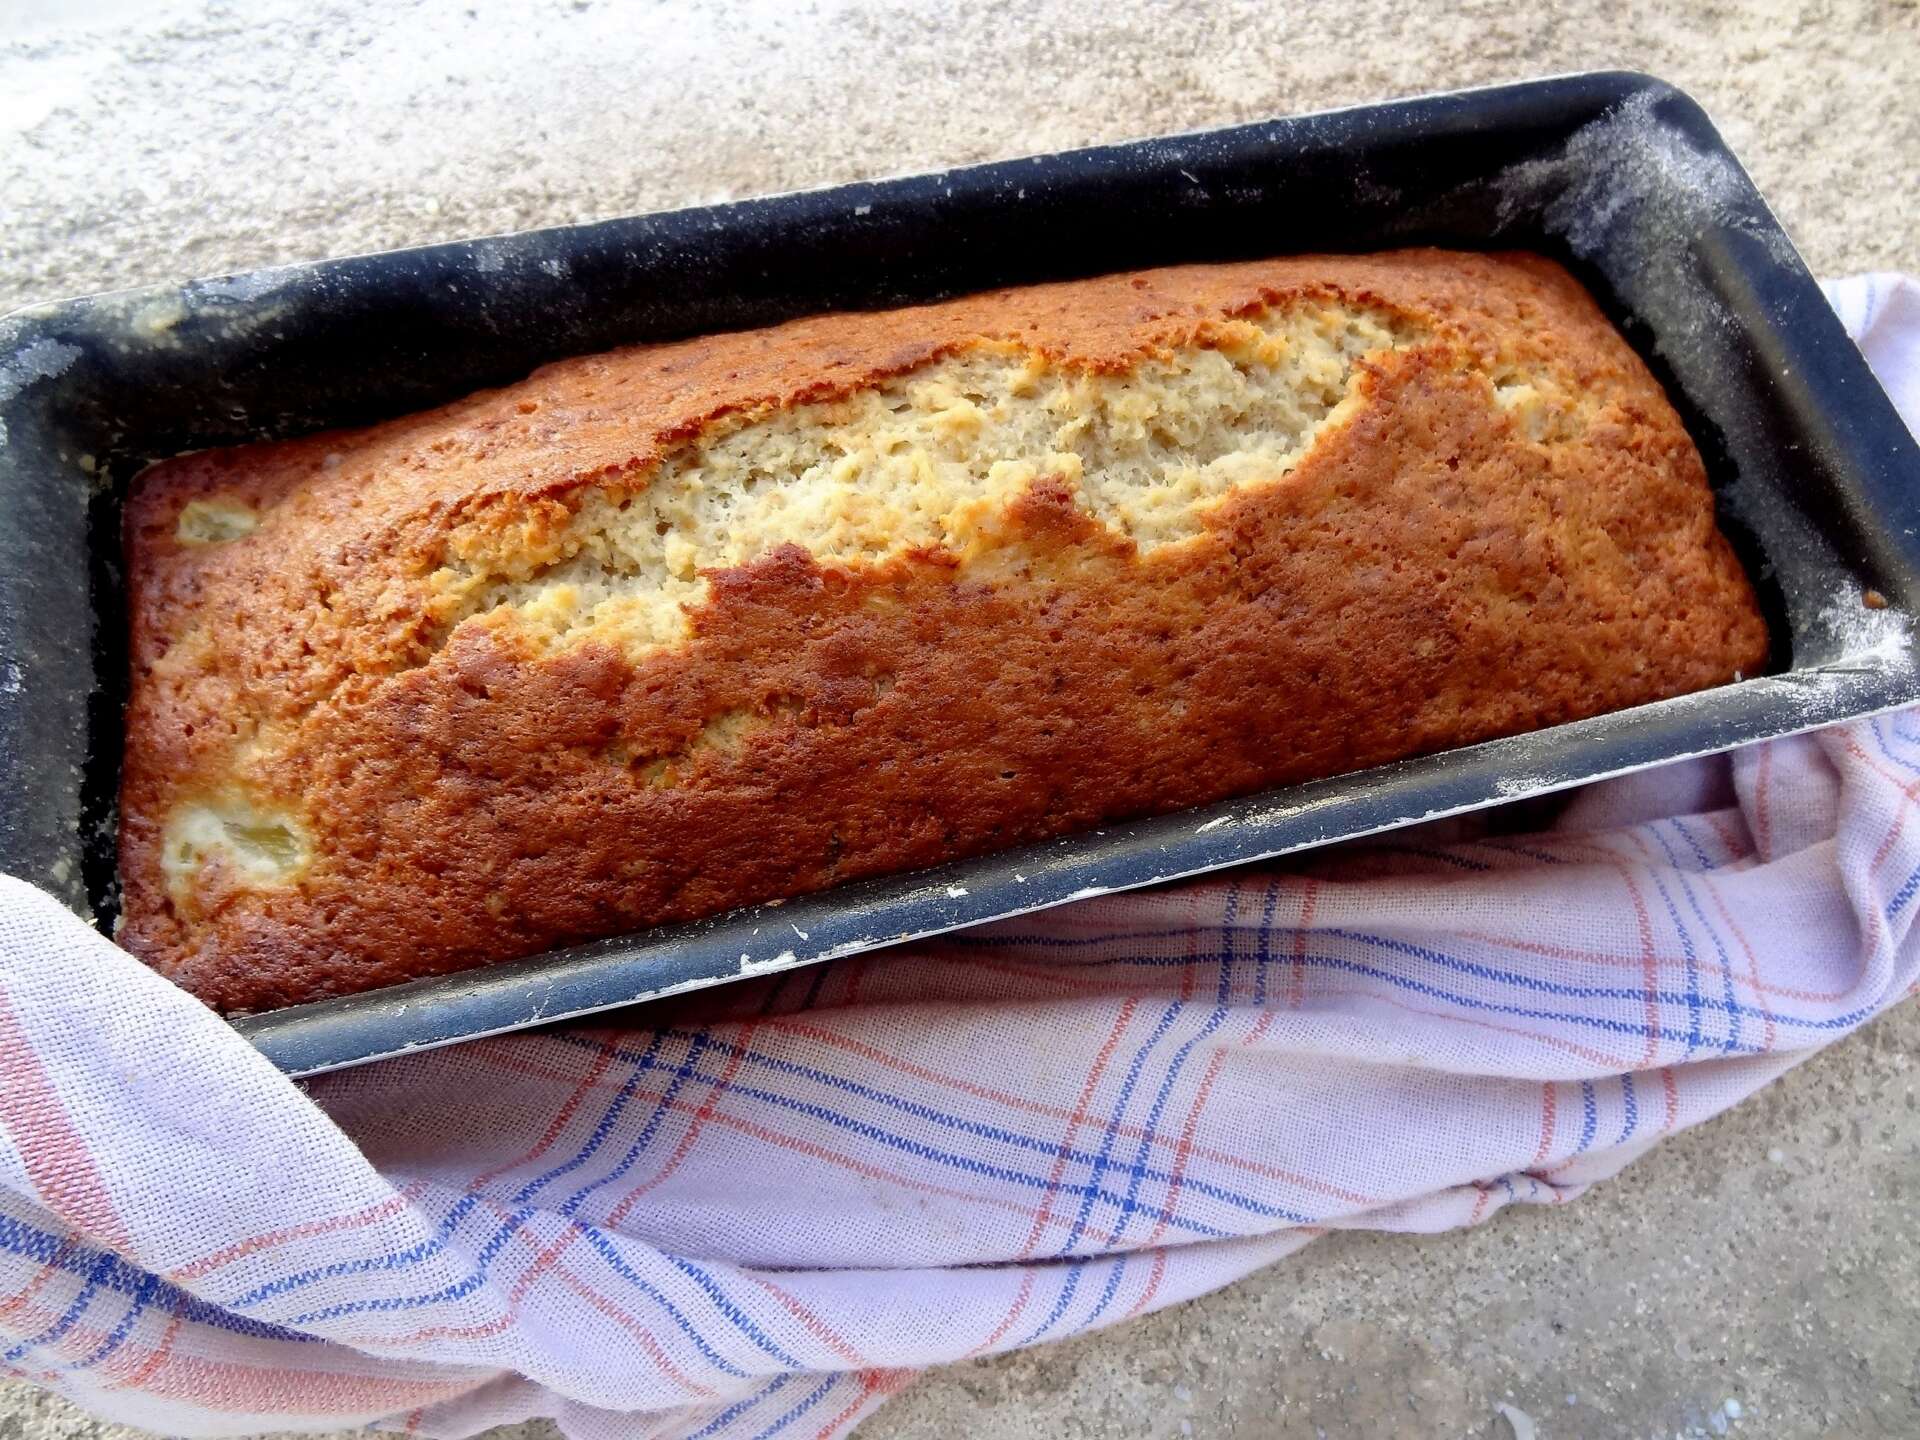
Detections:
3,0,1917,1436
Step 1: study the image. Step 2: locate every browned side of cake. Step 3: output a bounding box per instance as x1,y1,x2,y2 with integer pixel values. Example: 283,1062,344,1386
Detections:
118,250,1770,1013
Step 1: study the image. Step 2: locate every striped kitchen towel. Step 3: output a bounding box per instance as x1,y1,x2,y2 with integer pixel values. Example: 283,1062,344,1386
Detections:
0,274,1915,1440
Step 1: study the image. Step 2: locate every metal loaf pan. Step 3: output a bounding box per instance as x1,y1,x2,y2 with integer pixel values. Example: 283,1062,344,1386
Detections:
3,72,1916,1076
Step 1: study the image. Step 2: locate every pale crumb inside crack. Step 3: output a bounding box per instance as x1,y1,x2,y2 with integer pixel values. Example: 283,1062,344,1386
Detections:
176,497,259,544
161,797,311,901
430,300,1425,660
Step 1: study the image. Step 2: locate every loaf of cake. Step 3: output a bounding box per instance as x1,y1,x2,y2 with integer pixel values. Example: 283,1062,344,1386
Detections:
118,249,1770,1013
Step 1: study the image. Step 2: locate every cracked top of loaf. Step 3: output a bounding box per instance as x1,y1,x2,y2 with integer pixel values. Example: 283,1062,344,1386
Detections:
118,249,1769,1013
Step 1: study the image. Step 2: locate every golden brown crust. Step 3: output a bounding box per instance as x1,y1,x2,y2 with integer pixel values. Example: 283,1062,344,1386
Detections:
118,250,1769,1012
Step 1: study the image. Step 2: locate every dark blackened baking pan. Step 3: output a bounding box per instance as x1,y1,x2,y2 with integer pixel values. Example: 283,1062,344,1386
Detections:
1,71,1915,1075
